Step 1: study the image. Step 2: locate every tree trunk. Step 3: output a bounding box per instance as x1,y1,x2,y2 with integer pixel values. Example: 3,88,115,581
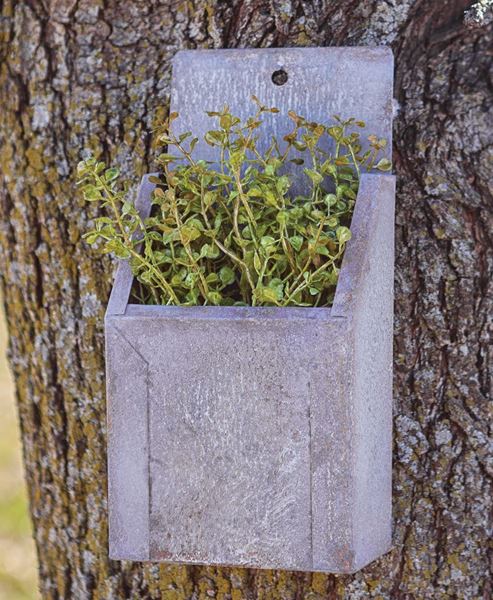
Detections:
0,1,491,598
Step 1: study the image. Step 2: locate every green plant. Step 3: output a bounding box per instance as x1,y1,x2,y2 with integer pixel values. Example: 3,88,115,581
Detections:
77,98,390,307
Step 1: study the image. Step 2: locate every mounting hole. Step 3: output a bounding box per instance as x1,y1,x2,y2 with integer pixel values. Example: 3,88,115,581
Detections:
272,69,288,86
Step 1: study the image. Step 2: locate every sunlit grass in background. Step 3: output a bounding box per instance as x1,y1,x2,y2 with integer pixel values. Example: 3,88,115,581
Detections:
0,304,38,599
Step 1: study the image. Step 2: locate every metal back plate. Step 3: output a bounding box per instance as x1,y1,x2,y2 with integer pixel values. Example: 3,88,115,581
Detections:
170,47,393,183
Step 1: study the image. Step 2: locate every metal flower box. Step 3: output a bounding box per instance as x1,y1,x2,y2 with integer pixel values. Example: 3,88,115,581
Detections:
105,47,395,573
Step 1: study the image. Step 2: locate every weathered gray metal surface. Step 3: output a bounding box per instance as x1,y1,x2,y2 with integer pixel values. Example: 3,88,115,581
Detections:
106,47,395,573
170,47,393,195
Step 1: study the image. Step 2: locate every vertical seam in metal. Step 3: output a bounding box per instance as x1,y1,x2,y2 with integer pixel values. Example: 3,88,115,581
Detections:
146,357,151,560
308,380,314,569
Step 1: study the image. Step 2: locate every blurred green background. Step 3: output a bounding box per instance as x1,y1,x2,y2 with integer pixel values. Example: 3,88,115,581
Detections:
0,304,38,599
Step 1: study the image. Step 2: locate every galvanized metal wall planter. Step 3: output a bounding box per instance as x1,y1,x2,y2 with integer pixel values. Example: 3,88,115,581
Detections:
106,47,395,574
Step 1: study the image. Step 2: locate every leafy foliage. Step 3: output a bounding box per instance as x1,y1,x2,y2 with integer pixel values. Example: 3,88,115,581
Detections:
77,98,390,307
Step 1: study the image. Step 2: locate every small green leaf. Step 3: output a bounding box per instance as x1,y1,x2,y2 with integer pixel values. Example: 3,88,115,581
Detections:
171,271,186,285
314,245,330,257
327,126,343,140
267,278,284,300
105,167,119,182
336,226,352,244
260,236,276,248
84,232,99,244
289,236,303,252
264,190,278,207
76,160,89,176
203,191,214,207
253,252,262,273
180,225,201,243
207,291,223,305
157,153,179,163
276,176,290,194
83,185,102,201
200,244,219,259
254,287,279,304
110,244,131,259
304,168,323,185
325,194,337,207
219,114,232,129
375,158,392,171
229,150,244,168
276,211,288,225
122,201,133,216
178,132,192,143
219,266,235,286
205,272,219,284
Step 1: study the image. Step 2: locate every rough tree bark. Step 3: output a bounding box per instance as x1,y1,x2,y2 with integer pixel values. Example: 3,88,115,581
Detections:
0,1,491,598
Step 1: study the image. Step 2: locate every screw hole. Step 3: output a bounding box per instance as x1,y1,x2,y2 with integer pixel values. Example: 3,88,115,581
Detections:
272,69,288,86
